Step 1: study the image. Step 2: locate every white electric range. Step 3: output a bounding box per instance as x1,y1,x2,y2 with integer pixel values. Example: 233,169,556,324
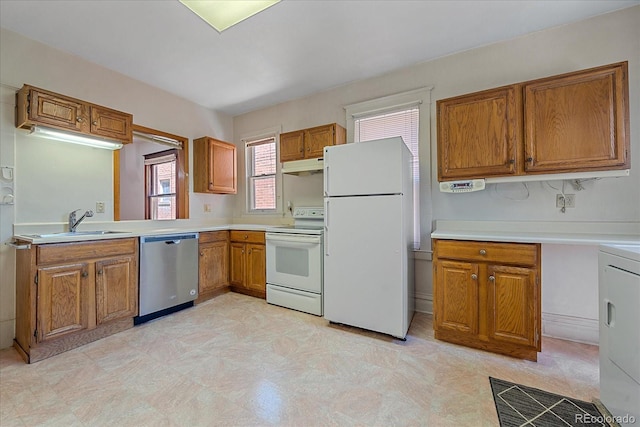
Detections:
265,207,324,316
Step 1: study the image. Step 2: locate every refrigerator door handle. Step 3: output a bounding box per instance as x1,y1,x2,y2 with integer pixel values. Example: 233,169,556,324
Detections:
324,165,329,196
324,199,329,256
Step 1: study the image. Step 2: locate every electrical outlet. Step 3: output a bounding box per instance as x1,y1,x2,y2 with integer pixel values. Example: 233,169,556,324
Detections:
556,194,576,208
204,203,211,213
96,201,105,213
564,194,576,208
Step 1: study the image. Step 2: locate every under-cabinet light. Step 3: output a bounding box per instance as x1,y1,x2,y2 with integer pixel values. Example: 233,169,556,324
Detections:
133,131,183,149
179,0,280,33
29,125,123,150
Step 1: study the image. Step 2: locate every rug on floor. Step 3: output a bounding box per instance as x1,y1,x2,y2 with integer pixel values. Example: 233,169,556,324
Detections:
489,377,607,427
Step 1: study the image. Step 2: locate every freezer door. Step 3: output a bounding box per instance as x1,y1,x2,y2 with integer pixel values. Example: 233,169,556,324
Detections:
324,194,410,338
324,137,408,197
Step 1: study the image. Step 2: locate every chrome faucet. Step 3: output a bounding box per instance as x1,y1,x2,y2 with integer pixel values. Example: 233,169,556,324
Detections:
68,209,94,232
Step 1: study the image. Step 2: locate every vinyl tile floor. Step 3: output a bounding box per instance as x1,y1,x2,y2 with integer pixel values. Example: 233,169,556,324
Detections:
1,292,599,426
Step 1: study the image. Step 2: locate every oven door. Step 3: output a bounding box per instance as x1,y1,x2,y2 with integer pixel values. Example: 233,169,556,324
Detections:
266,232,322,293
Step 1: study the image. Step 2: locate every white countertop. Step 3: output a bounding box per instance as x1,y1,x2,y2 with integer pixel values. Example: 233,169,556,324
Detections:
431,220,640,246
11,220,276,245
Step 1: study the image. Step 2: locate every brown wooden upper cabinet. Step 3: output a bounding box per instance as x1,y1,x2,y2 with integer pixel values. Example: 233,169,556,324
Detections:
280,123,346,162
15,84,133,144
193,136,237,194
437,62,630,181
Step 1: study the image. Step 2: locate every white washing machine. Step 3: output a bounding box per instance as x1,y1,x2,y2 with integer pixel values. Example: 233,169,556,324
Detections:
598,244,640,426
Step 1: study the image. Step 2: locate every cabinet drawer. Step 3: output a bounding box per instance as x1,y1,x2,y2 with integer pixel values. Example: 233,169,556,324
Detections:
199,230,229,244
230,230,265,244
435,240,538,266
38,238,137,265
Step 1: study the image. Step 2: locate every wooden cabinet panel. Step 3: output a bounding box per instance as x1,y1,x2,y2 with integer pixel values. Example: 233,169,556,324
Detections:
524,62,629,173
436,62,629,181
38,238,137,264
279,123,345,162
246,244,266,293
16,85,133,144
229,230,265,244
28,88,84,132
95,255,137,324
305,124,335,158
229,242,246,287
280,130,304,162
487,265,538,348
435,240,538,266
199,240,229,295
90,106,132,142
434,260,479,335
37,263,89,342
437,86,519,180
193,136,237,194
433,239,541,361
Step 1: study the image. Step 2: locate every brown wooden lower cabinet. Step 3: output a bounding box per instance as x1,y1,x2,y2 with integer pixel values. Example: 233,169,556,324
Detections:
196,230,230,303
14,238,138,363
229,230,266,298
433,239,541,361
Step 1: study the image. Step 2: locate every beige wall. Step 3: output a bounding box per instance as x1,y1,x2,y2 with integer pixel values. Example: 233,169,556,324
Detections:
233,6,640,343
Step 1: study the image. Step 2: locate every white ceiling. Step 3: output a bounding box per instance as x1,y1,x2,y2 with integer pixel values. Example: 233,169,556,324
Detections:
1,0,637,116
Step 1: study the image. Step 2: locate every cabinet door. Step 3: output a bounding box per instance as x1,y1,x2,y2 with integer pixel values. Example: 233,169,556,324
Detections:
487,265,538,348
230,242,246,287
305,124,334,159
90,106,132,143
29,89,84,132
434,260,479,335
437,86,519,181
524,63,629,172
95,256,138,324
199,240,230,293
37,263,90,342
245,244,266,293
280,131,304,162
210,139,237,194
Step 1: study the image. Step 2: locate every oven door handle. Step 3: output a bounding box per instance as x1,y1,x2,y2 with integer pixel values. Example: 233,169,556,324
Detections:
266,234,321,245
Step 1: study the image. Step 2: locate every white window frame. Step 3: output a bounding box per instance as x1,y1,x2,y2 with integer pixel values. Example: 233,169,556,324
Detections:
242,127,282,215
344,87,433,250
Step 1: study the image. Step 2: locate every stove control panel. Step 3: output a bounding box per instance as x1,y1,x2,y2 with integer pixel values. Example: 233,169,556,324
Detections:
293,207,324,219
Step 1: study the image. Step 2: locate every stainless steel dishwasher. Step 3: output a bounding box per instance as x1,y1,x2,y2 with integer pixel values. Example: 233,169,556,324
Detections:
136,232,199,324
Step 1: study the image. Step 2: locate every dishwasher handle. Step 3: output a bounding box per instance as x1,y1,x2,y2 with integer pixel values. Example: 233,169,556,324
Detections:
140,233,199,244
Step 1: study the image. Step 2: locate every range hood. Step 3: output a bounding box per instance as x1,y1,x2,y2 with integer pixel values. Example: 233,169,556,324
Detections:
282,158,324,175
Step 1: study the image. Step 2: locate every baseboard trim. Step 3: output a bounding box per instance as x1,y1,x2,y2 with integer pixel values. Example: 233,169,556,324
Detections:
542,312,599,345
415,292,433,314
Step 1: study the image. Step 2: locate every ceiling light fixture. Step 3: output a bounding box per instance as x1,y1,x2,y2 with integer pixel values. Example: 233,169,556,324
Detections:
29,125,124,150
179,0,280,33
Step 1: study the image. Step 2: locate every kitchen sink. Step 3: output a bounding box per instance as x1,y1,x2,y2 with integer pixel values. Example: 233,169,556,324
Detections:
26,231,131,238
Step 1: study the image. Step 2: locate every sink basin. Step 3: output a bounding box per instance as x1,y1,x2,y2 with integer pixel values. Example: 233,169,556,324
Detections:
26,231,130,238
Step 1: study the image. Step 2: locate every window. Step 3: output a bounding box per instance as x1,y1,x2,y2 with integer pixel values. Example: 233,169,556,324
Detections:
345,87,432,249
246,137,277,211
144,149,177,220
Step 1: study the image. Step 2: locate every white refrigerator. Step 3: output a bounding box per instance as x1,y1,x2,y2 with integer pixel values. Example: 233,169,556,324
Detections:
323,137,414,339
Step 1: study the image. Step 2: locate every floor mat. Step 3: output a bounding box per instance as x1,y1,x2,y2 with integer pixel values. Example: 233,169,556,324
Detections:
489,377,607,426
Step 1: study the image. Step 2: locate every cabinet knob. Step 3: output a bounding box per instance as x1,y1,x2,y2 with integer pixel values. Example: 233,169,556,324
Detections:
244,235,248,239
508,159,515,165
471,274,478,280
200,251,204,256
479,249,486,255
248,249,252,254
97,269,103,275
242,249,245,254
76,117,84,123
526,157,533,162
489,275,495,281
81,271,88,278
92,121,98,126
